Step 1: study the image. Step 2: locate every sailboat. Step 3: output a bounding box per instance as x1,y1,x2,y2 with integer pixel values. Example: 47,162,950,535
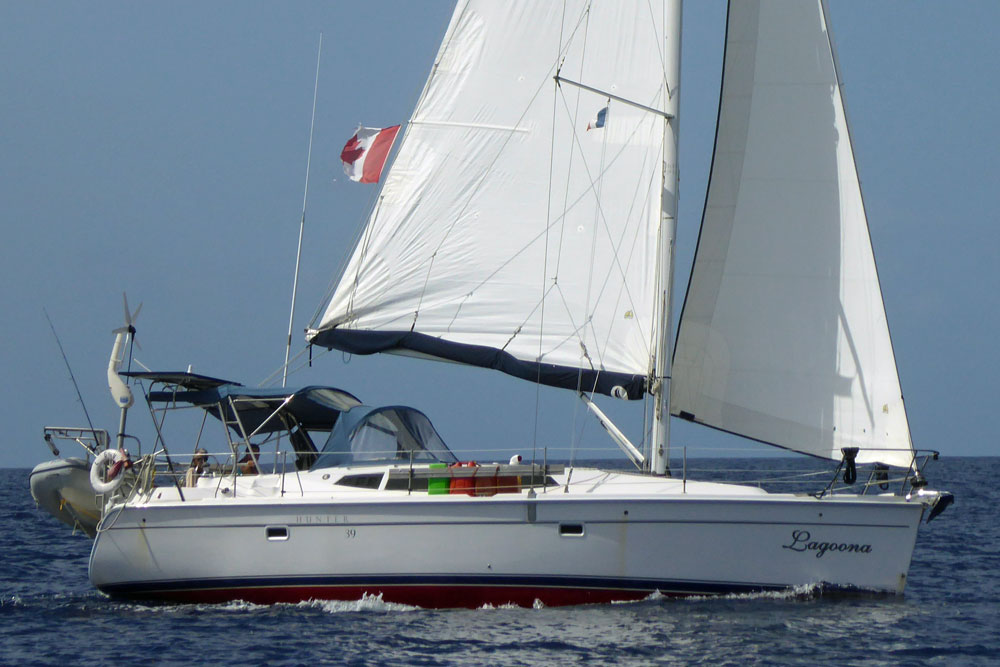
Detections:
84,0,952,607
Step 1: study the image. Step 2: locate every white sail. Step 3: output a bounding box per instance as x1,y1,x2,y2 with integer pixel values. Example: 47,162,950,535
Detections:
671,0,913,467
308,1,671,399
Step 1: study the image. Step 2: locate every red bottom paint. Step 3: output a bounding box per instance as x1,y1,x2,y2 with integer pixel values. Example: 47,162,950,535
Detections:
121,585,664,608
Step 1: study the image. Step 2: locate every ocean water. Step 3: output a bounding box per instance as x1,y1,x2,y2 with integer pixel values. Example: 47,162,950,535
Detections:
3,457,997,666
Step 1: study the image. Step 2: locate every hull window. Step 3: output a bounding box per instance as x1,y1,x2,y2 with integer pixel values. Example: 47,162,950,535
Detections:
266,526,289,541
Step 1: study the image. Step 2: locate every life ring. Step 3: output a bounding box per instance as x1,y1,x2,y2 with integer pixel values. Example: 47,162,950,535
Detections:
90,449,128,494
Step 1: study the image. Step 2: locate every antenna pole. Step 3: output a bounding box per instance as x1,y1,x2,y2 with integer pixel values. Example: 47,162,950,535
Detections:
283,33,323,387
651,0,682,476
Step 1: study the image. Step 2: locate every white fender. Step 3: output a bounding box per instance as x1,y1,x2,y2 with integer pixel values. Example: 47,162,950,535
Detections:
90,449,127,494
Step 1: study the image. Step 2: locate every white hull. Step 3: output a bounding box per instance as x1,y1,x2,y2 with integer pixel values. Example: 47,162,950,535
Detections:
90,468,926,607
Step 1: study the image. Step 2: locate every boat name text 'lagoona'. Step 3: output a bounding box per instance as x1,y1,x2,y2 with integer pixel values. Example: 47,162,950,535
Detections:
782,530,873,558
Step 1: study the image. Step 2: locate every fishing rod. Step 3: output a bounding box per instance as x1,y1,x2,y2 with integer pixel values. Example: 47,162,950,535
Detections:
43,307,100,453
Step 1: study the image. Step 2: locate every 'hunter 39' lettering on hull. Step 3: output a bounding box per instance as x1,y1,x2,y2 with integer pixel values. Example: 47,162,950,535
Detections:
783,530,873,558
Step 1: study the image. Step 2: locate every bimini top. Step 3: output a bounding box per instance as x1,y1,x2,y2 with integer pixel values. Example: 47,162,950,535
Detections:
122,370,240,391
312,405,458,468
145,382,362,434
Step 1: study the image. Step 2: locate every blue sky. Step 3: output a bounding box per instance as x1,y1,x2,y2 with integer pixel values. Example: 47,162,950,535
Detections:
2,1,997,469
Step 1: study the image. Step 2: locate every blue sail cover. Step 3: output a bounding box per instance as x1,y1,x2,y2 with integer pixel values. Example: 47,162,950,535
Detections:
311,330,647,399
313,405,458,468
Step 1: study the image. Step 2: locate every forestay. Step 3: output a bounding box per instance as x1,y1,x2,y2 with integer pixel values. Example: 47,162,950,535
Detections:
671,0,913,468
308,1,672,399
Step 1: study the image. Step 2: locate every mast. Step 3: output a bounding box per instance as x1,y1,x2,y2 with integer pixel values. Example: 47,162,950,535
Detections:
651,0,682,476
283,34,322,387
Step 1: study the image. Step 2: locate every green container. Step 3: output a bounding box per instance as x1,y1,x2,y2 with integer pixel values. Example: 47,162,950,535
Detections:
427,463,450,495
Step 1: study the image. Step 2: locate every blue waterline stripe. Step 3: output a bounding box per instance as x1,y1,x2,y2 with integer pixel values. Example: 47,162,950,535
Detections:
98,573,789,597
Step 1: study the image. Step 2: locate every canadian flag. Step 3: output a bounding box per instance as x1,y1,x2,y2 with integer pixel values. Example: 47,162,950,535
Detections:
340,125,401,183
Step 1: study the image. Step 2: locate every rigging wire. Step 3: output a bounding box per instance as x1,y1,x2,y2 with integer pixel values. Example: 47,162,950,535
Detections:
404,6,595,333
532,0,575,483
558,3,594,472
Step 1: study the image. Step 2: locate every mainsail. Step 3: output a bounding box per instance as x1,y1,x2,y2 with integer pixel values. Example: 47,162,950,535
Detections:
308,1,672,399
671,0,914,467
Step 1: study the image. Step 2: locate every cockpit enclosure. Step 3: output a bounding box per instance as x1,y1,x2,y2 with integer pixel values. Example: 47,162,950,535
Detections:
126,373,455,474
312,405,458,469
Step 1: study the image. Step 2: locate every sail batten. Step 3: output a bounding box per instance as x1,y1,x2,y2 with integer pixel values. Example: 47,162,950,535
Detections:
671,0,913,467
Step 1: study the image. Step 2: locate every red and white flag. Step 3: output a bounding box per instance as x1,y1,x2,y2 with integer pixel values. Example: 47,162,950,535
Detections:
340,125,401,183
